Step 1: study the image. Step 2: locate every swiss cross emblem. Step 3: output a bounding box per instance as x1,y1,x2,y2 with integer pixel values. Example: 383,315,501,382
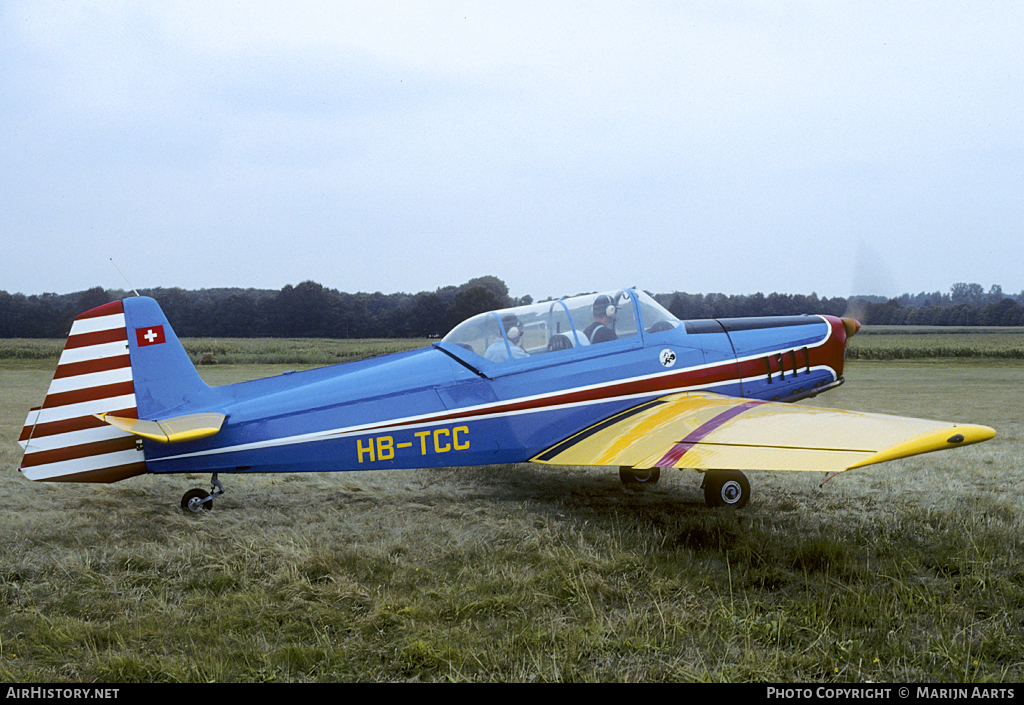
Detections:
136,325,166,347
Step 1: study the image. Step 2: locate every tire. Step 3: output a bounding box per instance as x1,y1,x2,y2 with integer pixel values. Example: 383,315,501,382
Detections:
702,470,750,508
181,488,212,513
619,467,661,485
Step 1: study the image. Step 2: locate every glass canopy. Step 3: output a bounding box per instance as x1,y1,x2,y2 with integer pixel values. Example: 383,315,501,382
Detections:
442,288,679,364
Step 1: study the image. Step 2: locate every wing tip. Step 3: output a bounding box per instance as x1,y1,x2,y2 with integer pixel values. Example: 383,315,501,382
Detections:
846,424,996,470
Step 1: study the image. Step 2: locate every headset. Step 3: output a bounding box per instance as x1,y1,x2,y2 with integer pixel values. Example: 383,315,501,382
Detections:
502,315,522,340
593,295,616,319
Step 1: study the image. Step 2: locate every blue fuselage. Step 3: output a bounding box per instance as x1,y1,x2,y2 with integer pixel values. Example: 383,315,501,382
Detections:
141,314,848,476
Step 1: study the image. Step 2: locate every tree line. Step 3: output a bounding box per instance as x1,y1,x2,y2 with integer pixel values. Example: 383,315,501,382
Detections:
663,283,1024,327
2,279,1023,339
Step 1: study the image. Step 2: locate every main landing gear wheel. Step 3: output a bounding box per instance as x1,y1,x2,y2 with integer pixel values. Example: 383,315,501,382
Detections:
619,467,661,486
702,470,750,508
180,473,225,514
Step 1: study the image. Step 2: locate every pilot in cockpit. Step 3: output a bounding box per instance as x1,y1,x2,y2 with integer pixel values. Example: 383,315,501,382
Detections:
484,314,529,362
584,295,618,344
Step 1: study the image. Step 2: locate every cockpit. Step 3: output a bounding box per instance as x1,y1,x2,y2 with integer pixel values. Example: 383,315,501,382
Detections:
440,288,680,364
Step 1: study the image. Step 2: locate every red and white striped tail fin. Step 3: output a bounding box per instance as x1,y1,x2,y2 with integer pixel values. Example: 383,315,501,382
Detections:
18,300,148,483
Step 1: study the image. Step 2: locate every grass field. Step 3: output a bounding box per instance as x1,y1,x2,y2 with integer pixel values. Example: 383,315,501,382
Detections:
1,337,1023,682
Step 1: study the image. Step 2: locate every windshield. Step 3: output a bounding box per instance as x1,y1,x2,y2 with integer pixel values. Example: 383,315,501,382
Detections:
441,288,675,363
634,290,681,334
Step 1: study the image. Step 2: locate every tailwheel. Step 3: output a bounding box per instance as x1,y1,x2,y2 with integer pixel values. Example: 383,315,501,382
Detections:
701,470,750,508
619,466,661,486
180,473,225,514
181,488,212,513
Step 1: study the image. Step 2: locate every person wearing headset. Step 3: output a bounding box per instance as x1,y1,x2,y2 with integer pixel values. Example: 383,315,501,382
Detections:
584,294,618,344
484,314,529,362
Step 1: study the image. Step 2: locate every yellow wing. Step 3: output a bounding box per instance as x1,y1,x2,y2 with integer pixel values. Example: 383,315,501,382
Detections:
531,392,995,473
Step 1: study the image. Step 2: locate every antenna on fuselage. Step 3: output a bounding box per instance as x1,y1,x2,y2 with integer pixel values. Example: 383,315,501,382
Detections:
110,258,140,297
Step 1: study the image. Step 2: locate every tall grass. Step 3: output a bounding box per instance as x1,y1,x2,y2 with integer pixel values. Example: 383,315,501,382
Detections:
1,465,1020,681
847,330,1024,360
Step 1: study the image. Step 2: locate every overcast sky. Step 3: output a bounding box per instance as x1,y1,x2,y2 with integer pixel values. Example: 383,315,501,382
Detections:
3,1,1021,302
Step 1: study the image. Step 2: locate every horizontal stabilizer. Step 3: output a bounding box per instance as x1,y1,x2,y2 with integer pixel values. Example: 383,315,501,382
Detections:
96,412,225,443
532,392,996,473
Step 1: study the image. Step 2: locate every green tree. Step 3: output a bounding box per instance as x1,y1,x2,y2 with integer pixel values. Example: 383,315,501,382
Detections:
408,292,447,338
269,281,339,337
459,276,512,307
445,285,506,333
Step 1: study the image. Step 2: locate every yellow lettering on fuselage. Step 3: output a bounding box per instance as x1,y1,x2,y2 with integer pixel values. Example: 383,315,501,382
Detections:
433,428,450,453
357,426,470,463
357,437,376,463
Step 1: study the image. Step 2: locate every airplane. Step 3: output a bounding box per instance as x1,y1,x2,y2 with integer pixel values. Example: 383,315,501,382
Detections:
17,287,996,513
